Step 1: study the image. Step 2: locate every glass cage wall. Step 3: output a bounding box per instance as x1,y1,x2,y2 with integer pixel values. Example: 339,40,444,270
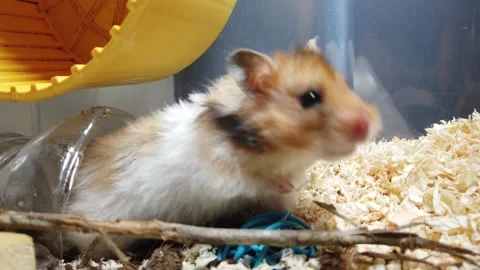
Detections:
174,0,480,139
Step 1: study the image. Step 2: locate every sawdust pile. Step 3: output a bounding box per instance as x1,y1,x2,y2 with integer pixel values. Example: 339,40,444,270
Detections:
297,110,480,269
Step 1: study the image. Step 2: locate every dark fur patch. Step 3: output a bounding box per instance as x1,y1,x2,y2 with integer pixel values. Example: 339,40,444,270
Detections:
214,113,263,150
203,103,263,151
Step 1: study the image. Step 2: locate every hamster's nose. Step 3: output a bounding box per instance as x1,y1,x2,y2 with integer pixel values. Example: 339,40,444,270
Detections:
341,110,370,142
351,114,369,142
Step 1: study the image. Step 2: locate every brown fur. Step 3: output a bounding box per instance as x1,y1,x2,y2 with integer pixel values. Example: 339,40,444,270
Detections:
239,47,376,149
248,49,335,149
200,43,380,184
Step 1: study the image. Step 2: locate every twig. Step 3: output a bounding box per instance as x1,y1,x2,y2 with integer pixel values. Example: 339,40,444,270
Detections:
72,230,134,269
98,231,135,270
313,201,429,232
313,201,362,228
357,251,441,270
0,209,478,267
80,235,100,266
394,222,430,231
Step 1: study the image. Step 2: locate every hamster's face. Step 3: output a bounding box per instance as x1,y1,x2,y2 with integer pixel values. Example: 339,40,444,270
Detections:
225,39,382,161
264,50,381,160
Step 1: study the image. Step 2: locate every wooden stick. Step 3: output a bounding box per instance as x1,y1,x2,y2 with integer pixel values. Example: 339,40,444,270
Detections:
80,235,100,266
357,251,441,270
78,231,134,269
98,231,135,270
313,201,362,228
0,209,478,266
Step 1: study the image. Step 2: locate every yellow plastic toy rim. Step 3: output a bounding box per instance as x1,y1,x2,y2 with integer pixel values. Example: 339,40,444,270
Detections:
1,0,236,102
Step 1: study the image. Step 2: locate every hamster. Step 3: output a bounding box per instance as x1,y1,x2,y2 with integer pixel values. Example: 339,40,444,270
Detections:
63,37,381,259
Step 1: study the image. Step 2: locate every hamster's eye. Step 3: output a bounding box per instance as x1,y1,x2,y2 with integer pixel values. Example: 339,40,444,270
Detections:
300,89,323,108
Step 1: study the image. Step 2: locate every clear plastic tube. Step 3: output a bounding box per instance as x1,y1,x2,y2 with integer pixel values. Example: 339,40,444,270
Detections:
0,106,135,257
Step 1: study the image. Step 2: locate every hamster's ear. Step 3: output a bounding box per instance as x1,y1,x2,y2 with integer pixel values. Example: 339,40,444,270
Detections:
226,49,275,97
305,36,321,53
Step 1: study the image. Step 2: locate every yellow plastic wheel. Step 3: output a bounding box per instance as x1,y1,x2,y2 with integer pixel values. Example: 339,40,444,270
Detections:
0,0,236,102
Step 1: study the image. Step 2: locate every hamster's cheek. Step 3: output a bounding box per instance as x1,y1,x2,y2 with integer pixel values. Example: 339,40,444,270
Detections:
310,133,339,155
314,138,358,161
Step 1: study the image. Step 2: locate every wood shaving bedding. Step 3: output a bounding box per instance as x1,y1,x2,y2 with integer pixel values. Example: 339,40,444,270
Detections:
184,112,479,270
63,111,480,270
297,110,480,269
181,244,322,270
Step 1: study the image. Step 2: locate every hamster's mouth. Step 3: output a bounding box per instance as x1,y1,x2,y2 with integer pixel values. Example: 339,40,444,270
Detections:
322,127,379,160
321,144,358,160
317,120,381,161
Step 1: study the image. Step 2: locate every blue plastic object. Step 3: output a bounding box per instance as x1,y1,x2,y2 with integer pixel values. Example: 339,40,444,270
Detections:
216,211,317,268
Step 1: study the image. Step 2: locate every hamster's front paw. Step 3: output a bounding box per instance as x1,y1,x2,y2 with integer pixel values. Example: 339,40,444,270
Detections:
281,191,300,212
270,176,294,194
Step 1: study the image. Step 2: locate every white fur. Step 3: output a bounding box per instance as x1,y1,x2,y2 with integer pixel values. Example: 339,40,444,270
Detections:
306,36,321,52
64,86,300,258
